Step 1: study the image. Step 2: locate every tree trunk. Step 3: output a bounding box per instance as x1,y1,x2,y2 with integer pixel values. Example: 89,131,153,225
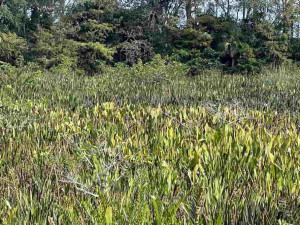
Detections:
227,0,230,18
0,0,5,8
282,0,288,34
242,1,245,20
59,0,65,17
291,20,294,38
215,0,218,17
186,0,192,22
253,0,258,25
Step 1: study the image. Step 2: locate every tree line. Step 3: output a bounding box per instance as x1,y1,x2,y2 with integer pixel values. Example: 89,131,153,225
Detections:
1,0,300,74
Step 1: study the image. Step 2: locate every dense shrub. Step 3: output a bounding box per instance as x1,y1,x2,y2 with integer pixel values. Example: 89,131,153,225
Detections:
32,22,115,74
117,40,154,66
32,28,79,70
187,48,224,70
0,32,27,66
78,42,114,74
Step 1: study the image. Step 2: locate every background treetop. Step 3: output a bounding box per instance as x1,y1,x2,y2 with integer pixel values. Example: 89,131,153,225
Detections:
1,0,300,73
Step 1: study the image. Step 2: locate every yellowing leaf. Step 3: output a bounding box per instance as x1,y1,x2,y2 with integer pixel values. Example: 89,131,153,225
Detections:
105,207,113,225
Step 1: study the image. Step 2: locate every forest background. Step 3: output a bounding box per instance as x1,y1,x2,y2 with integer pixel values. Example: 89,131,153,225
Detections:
2,0,300,74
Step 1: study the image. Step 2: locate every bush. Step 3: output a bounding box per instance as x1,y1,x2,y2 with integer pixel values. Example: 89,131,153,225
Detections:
117,40,154,66
33,28,79,70
78,42,114,74
235,43,262,74
32,26,115,74
173,27,213,50
0,32,27,66
0,60,15,72
187,48,224,70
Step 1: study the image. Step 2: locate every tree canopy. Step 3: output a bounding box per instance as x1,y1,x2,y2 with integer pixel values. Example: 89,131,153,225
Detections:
1,0,300,73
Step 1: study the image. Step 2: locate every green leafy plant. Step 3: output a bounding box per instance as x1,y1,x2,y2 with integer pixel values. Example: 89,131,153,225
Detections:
0,32,27,66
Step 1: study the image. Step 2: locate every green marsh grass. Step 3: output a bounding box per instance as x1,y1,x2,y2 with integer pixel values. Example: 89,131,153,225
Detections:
0,60,299,224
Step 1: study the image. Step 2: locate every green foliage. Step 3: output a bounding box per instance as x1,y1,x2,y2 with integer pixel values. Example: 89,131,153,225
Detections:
222,42,262,73
32,28,78,71
32,21,115,73
0,0,60,37
254,24,291,66
76,19,114,42
169,16,267,74
78,42,114,74
0,0,25,34
117,40,154,65
236,42,262,73
57,0,116,73
0,61,15,72
174,28,213,50
290,38,300,61
187,48,224,70
1,0,300,73
0,32,27,66
170,26,213,64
